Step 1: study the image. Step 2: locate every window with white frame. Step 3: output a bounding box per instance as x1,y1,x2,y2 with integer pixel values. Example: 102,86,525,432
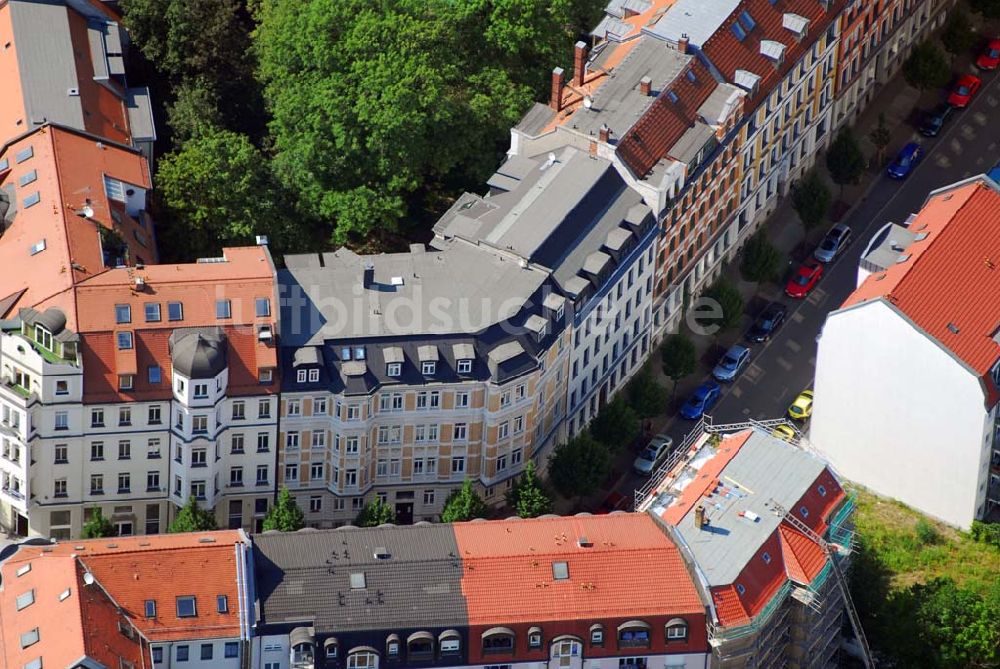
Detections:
457,359,472,374
455,391,470,408
453,423,467,441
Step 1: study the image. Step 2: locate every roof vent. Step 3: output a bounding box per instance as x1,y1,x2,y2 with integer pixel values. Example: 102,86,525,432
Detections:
889,240,903,251
67,87,79,96
947,322,960,334
577,536,593,548
373,547,390,560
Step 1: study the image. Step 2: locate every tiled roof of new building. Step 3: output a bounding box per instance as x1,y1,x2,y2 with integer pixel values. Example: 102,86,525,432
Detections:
453,514,703,625
843,178,1000,376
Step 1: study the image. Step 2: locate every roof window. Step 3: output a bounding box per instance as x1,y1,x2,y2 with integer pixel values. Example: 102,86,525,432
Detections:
731,22,746,41
738,10,757,32
18,170,36,187
29,239,46,256
350,572,366,589
667,90,679,103
20,627,39,648
15,589,35,610
217,595,228,613
15,563,31,577
144,599,156,618
552,561,569,580
176,595,197,618
115,304,131,324
15,146,33,163
22,192,40,208
736,583,746,595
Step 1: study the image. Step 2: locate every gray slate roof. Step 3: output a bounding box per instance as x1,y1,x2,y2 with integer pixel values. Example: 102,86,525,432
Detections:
668,431,826,585
169,328,227,379
253,526,468,633
646,0,743,48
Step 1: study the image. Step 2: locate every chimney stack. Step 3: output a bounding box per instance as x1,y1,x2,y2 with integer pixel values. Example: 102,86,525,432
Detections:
362,262,375,289
574,40,589,86
678,33,689,53
694,505,706,530
598,124,610,143
550,67,565,110
639,76,652,96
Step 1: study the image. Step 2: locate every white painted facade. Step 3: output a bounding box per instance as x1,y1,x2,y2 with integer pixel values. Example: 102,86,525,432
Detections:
151,637,243,669
812,298,996,528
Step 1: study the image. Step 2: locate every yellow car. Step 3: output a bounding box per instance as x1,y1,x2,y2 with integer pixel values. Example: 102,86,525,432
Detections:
771,424,796,442
788,390,814,421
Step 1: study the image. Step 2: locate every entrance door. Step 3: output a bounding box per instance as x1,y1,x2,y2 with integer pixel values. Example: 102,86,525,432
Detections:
395,503,414,525
549,638,582,669
15,513,27,537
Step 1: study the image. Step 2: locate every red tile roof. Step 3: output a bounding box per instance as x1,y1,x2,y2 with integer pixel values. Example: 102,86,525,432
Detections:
660,431,751,525
843,180,1000,376
453,514,704,625
617,59,718,177
701,0,845,109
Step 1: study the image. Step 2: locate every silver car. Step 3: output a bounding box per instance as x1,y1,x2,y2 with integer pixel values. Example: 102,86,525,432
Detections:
633,433,674,476
813,223,852,263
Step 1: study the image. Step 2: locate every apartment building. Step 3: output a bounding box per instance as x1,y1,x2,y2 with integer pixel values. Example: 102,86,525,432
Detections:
636,425,856,668
812,176,1000,529
250,513,710,669
833,0,949,131
0,530,253,669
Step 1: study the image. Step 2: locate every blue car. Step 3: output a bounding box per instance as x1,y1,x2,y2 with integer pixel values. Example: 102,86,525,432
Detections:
887,142,924,179
680,380,722,419
712,344,751,382
987,161,1000,184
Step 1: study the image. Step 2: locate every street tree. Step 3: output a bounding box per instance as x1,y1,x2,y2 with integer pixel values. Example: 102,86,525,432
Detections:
703,277,745,332
589,395,640,449
904,41,952,91
826,130,866,198
82,508,115,538
791,169,832,229
869,113,892,167
915,578,1000,668
548,433,611,502
355,498,396,527
441,480,489,522
740,230,783,285
262,488,305,532
505,461,552,518
168,496,218,533
942,9,975,55
627,367,667,419
661,334,697,400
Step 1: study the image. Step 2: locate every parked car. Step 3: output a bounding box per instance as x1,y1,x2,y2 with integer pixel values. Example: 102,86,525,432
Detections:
919,103,953,137
947,73,982,108
596,491,630,514
712,345,751,383
988,160,1000,185
813,223,853,263
633,433,674,475
680,380,722,419
746,302,787,343
771,424,796,442
887,142,924,179
785,260,824,298
787,389,814,420
975,38,1000,71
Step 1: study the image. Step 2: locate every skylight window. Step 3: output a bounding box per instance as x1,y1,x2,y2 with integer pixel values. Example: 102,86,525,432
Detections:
731,22,746,40
738,10,757,32
350,572,366,589
686,70,697,83
217,595,228,613
15,589,35,610
552,561,569,580
15,146,33,163
176,595,197,618
667,90,679,103
18,170,36,187
16,563,31,577
144,599,156,618
23,192,40,208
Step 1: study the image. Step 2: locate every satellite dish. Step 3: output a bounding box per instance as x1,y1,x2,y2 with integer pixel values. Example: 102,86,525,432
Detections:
83,571,95,585
583,96,593,109
82,205,95,218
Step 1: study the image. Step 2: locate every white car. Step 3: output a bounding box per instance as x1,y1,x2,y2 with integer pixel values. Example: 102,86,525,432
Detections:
633,433,674,476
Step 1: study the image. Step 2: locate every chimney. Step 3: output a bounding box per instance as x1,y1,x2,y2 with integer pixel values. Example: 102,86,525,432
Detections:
574,41,588,86
694,505,707,530
598,124,610,143
550,67,565,110
362,262,375,289
678,33,689,53
639,76,652,96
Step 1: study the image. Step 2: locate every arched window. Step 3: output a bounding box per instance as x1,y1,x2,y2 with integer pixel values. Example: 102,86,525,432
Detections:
324,638,339,659
665,618,688,642
406,632,434,660
290,627,316,666
481,627,515,654
438,630,461,656
347,648,379,669
617,620,651,649
527,626,542,649
386,634,401,659
589,624,604,646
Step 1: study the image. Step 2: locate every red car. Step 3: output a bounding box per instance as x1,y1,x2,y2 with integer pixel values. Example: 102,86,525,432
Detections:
976,38,1000,71
785,260,824,298
947,74,982,108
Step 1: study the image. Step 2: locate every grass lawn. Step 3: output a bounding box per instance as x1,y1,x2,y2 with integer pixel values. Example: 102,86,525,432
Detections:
852,488,999,594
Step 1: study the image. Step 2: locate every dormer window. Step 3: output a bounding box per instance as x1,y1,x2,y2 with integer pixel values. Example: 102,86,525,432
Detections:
324,638,339,659
34,325,52,351
118,375,134,391
308,369,319,383
528,627,542,648
422,361,436,376
457,359,472,374
297,369,307,383
341,347,352,361
665,618,688,641
590,624,604,645
387,362,402,377
482,627,515,654
387,634,401,658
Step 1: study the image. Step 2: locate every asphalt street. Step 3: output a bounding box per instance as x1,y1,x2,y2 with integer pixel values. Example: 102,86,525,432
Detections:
619,69,1000,502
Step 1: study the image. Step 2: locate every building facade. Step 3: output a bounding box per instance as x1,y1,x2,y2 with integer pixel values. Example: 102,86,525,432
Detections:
812,176,1000,529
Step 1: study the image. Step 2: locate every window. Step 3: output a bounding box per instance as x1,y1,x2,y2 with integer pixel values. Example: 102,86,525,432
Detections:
55,380,68,395
190,480,206,500
216,299,231,319
54,445,68,464
296,369,307,383
451,456,465,474
54,479,67,497
440,636,461,654
256,465,268,485
147,437,161,458
817,484,827,497
453,423,467,441
119,375,134,390
255,297,271,317
90,474,103,494
348,651,379,669
15,589,35,610
192,415,207,433
736,583,746,595
799,506,810,518
144,303,161,322
423,490,435,505
498,421,509,440
309,495,322,513
617,623,651,648
287,399,301,416
225,642,239,659
144,600,156,618
167,302,183,321
148,365,162,384
152,647,163,664
147,471,160,492
308,368,320,382
591,626,604,645
115,304,131,324
286,431,300,449
193,383,208,399
257,433,270,452
117,331,133,350
285,463,299,482
54,411,68,430
259,399,271,418
230,467,243,487
387,362,402,377
119,407,131,426
176,596,196,617
528,631,542,648
483,630,515,653
118,440,131,459
455,392,469,408
91,441,105,461
421,360,436,375
311,462,324,479
500,390,511,407
176,645,189,662
665,619,688,641
191,448,207,466
217,595,228,613
457,359,472,374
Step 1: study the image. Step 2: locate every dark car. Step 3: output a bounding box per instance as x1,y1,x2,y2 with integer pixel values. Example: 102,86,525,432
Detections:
919,104,953,137
887,142,924,179
746,302,788,343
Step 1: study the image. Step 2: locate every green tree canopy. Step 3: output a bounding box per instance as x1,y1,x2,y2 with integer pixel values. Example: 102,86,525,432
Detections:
661,333,697,398
942,9,975,55
915,578,1000,668
505,460,552,518
589,395,640,449
826,129,866,196
441,480,489,522
165,78,225,144
262,488,306,532
869,112,892,166
168,497,218,533
903,41,951,91
548,433,611,501
702,278,744,332
739,230,783,283
355,498,396,527
82,508,115,538
790,169,832,229
627,367,668,419
155,128,298,260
